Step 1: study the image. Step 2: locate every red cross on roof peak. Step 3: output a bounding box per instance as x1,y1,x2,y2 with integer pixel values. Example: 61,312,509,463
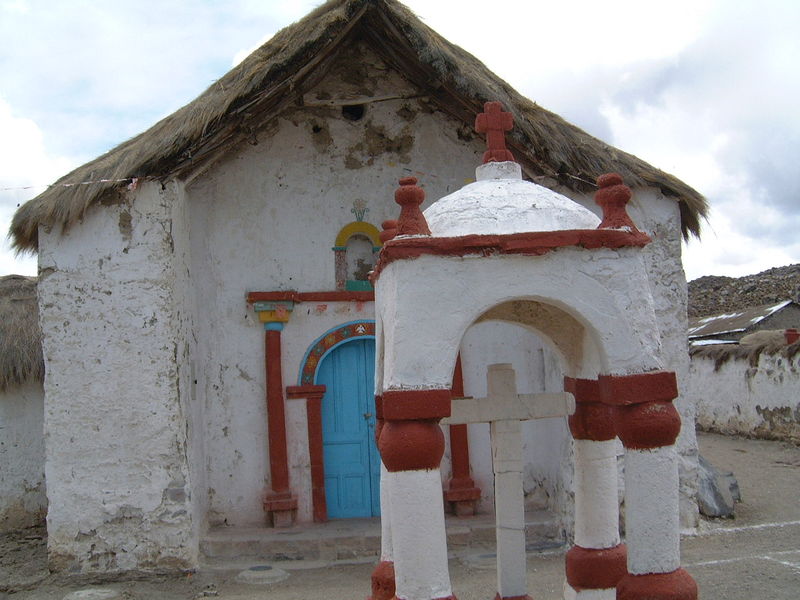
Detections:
475,101,515,164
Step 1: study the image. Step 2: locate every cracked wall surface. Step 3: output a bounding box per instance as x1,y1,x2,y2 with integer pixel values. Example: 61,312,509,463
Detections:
0,381,46,531
37,181,197,573
689,349,800,444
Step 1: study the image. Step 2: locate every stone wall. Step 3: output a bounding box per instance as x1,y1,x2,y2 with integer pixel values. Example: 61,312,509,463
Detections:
0,381,46,531
688,344,800,443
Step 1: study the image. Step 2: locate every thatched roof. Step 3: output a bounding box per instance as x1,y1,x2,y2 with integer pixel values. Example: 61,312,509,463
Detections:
0,275,43,392
10,0,707,252
690,337,800,372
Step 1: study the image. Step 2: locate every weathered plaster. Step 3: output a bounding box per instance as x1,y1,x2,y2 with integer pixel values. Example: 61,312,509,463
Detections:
458,321,569,520
378,248,663,392
689,349,800,443
0,381,46,531
188,44,486,527
37,181,196,572
31,34,697,573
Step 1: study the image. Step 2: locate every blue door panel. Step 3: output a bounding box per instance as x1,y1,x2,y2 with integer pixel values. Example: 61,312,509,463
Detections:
318,338,380,518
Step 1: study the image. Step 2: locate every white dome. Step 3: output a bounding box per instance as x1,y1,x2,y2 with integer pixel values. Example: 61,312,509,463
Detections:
424,161,600,237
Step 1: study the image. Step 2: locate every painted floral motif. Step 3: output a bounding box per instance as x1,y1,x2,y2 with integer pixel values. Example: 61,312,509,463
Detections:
301,321,375,384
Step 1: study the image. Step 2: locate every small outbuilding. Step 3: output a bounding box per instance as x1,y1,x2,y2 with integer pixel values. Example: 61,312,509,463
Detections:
0,275,46,532
688,300,800,345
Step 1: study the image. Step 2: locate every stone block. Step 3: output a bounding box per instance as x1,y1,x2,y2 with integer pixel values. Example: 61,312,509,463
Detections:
697,454,740,518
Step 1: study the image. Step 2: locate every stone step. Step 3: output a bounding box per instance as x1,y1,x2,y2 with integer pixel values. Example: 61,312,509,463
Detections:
200,510,563,569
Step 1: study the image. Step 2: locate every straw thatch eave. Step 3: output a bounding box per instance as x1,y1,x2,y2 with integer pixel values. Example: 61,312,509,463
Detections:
10,0,707,253
0,275,43,393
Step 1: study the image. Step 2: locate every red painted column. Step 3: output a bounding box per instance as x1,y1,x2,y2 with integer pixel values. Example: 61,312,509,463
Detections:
378,389,457,600
600,371,698,600
287,384,327,523
563,377,627,597
445,355,481,516
263,326,297,527
369,394,395,600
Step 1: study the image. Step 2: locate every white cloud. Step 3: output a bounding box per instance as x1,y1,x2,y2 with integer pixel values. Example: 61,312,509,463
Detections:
0,96,75,275
0,0,797,281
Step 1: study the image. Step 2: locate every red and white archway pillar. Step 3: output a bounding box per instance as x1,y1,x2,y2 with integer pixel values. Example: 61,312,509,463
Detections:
600,372,698,600
378,390,457,600
370,396,396,600
563,378,627,599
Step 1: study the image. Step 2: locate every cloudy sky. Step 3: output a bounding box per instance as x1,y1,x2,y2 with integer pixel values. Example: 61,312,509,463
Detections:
1,0,798,281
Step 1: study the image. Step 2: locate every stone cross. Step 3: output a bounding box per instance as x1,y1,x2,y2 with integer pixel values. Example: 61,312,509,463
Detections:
475,101,515,164
442,363,575,600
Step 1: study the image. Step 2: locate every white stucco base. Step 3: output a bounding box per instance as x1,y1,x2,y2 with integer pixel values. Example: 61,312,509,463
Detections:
573,440,619,549
563,583,616,600
624,446,680,575
388,469,453,600
0,381,46,531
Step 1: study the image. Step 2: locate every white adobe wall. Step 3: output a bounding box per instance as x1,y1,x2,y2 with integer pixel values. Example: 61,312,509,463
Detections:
688,349,800,442
37,180,198,573
458,321,570,519
0,381,46,531
187,43,487,527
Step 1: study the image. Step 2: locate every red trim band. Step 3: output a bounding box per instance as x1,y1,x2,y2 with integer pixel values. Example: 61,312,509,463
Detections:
565,377,615,440
569,402,616,441
598,371,678,406
371,229,650,281
247,290,374,303
381,389,452,420
616,568,697,600
285,384,326,399
565,544,628,591
564,377,601,403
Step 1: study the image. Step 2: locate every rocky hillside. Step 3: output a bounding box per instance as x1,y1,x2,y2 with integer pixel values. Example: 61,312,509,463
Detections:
688,264,800,318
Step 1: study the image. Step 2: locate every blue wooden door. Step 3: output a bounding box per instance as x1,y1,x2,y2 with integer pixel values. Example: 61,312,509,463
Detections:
318,339,380,518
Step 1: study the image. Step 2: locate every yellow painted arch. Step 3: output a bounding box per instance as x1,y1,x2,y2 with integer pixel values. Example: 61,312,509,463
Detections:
334,221,383,248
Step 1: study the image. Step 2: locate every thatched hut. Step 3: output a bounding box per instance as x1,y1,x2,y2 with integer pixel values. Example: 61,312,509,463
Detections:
9,0,705,575
0,275,46,531
0,275,43,392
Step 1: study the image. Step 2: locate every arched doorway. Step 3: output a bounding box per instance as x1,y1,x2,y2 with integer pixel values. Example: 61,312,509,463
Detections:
317,338,381,518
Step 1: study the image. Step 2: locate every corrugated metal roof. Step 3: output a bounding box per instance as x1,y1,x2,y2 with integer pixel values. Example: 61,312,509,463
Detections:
688,300,793,338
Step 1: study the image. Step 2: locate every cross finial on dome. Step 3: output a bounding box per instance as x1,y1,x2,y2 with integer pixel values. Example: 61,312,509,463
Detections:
394,177,431,236
475,101,515,164
595,173,640,232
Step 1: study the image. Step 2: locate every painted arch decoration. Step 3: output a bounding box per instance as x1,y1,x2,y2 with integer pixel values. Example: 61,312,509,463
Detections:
299,320,376,385
333,221,383,291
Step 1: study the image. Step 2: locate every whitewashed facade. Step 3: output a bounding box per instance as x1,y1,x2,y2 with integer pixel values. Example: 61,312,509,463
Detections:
19,11,699,576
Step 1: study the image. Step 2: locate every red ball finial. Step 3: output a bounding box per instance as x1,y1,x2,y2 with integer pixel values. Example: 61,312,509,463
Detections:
394,177,430,236
595,173,639,232
380,219,399,243
475,101,515,164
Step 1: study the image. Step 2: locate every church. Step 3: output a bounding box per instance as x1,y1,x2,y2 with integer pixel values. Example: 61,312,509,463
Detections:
8,0,706,586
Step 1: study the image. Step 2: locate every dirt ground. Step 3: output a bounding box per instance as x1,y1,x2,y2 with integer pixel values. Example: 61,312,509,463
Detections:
2,431,799,600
